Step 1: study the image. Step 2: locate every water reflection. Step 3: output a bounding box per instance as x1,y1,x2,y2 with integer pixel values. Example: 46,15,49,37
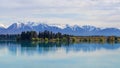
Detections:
0,41,120,56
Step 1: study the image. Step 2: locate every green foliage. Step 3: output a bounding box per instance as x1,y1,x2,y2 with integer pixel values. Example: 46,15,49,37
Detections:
32,38,40,41
45,38,48,41
21,31,38,40
19,30,71,42
72,37,76,42
56,38,60,41
62,37,67,42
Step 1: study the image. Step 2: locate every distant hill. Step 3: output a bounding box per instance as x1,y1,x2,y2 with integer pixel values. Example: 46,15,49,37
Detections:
0,22,120,36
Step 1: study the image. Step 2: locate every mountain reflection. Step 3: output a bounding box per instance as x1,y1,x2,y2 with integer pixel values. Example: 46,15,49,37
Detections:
0,41,120,56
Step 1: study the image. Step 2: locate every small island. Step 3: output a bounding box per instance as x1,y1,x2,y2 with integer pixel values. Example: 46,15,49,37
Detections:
0,30,120,44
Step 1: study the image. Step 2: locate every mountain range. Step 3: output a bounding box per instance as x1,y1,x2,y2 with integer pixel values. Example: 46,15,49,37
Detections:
0,22,120,36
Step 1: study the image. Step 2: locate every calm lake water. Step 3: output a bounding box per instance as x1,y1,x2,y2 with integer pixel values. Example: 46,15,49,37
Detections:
0,41,120,68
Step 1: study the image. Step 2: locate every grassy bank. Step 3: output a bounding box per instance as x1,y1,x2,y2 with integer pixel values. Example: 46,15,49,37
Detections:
27,36,120,44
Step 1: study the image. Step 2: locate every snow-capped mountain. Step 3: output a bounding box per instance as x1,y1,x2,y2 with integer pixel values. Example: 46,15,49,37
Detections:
0,24,6,28
0,24,6,32
0,22,120,36
82,25,101,32
2,23,33,34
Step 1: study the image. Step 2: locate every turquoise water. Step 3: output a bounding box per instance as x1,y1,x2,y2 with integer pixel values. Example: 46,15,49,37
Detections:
0,41,120,68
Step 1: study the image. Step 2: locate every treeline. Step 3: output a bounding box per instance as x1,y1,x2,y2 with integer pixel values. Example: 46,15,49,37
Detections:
71,36,120,44
1,30,120,44
18,30,70,42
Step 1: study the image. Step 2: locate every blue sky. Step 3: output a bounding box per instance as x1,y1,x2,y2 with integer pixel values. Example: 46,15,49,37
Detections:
0,0,120,28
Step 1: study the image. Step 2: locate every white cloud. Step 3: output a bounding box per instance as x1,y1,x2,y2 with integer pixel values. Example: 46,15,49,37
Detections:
0,0,120,28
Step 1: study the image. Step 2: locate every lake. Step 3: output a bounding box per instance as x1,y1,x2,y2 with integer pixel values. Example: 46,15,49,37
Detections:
0,41,120,68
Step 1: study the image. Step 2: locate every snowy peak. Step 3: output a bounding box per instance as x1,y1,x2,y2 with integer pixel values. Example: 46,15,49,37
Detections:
82,25,100,31
26,21,39,26
7,23,25,29
0,24,6,29
48,24,67,29
72,25,82,31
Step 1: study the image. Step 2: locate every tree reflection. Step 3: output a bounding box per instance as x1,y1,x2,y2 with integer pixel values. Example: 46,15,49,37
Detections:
0,41,119,56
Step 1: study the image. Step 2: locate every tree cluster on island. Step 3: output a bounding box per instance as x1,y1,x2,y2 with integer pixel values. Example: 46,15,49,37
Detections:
18,30,71,42
0,30,120,44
